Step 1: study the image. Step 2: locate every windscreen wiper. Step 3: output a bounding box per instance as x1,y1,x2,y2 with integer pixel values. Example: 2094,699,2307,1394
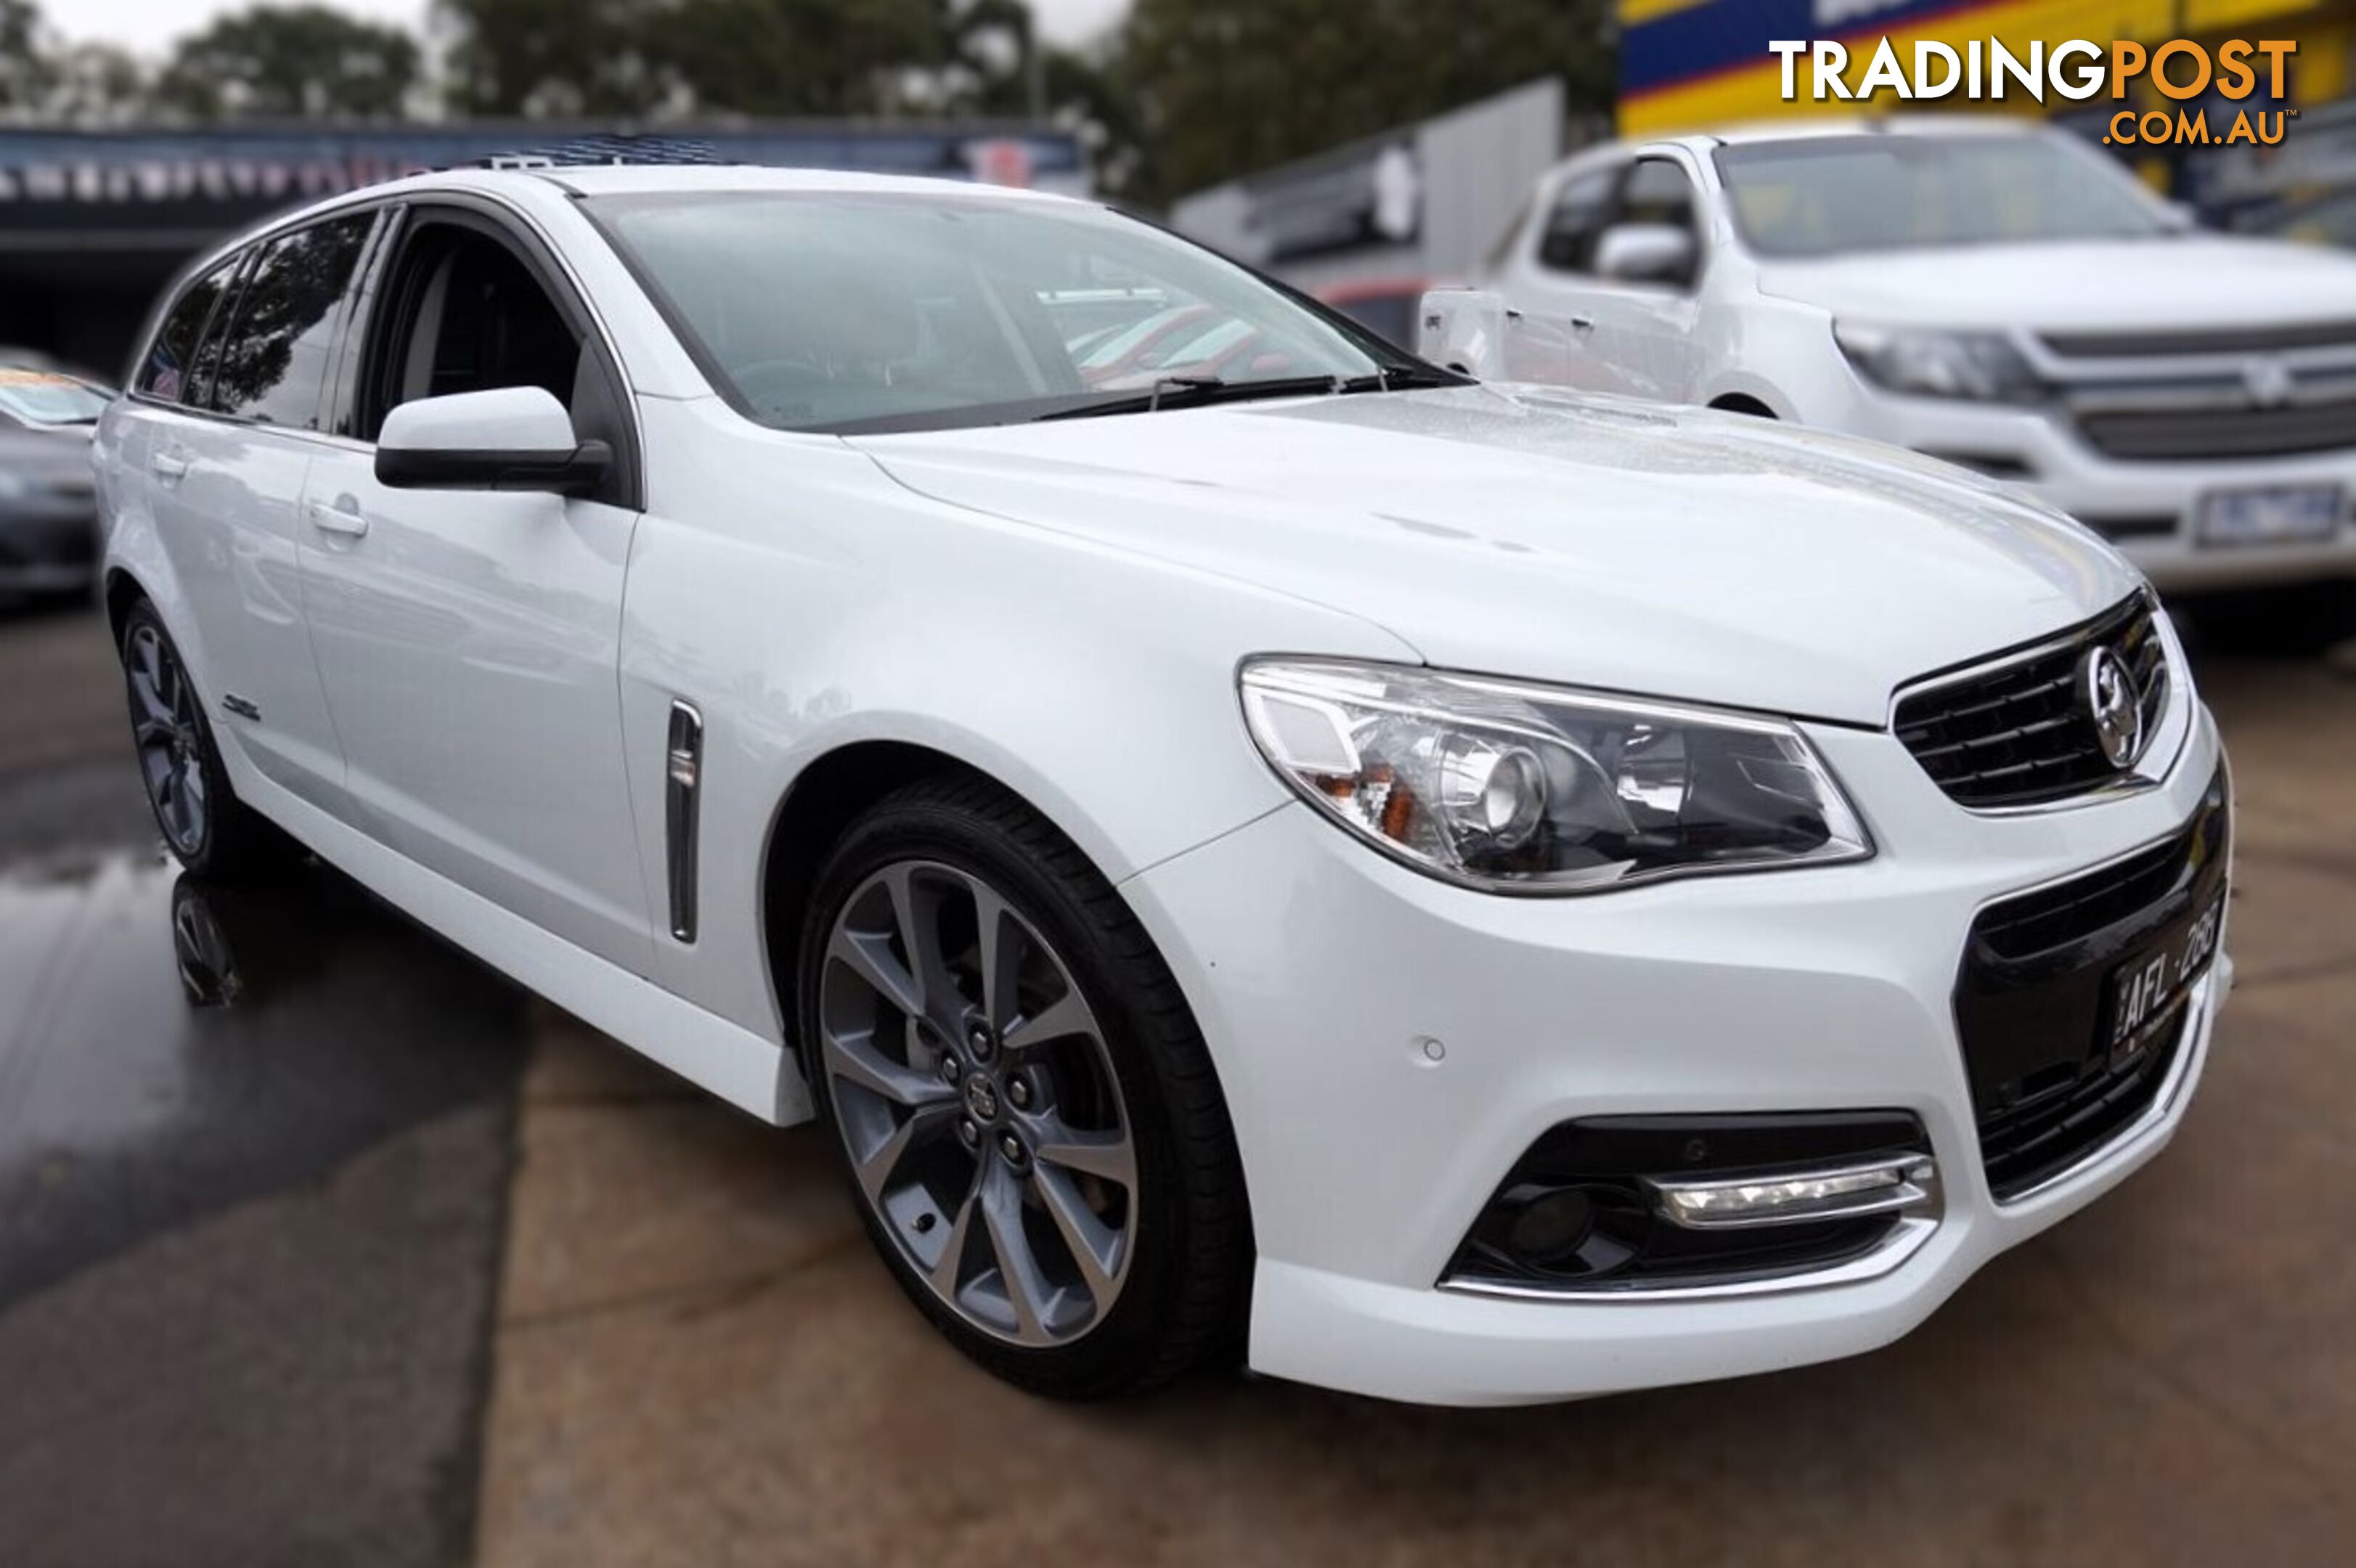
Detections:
1337,364,1466,393
1034,374,1348,422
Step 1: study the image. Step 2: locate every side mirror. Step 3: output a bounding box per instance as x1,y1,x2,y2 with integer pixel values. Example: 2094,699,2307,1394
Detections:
1417,287,1516,380
375,385,610,497
1594,223,1697,287
2156,199,2202,234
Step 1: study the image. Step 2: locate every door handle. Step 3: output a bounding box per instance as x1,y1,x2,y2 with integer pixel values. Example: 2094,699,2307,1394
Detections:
150,449,190,481
1569,315,1596,333
307,501,370,538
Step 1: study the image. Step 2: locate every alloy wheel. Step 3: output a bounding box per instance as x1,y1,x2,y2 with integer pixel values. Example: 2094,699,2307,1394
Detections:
818,859,1137,1347
126,624,208,856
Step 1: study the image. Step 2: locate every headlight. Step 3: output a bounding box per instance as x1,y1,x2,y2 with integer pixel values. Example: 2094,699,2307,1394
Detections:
1835,322,2044,404
1239,659,1872,894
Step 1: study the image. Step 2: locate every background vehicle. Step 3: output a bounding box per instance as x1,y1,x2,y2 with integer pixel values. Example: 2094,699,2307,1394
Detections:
2238,187,2356,251
1449,118,2356,654
0,367,108,605
1314,275,1439,351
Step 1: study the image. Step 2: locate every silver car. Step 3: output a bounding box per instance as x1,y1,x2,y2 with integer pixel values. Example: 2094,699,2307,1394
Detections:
0,368,108,604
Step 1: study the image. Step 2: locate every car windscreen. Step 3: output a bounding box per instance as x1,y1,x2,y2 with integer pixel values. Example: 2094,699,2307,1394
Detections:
0,368,112,425
1712,134,2169,259
587,192,1406,432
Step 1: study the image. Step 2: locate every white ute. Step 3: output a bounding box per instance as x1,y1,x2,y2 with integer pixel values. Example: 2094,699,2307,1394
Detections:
97,160,2230,1405
1435,117,2356,653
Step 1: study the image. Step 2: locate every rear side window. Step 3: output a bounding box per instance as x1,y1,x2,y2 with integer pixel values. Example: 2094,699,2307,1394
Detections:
1538,165,1623,274
1620,159,1698,232
136,259,237,403
207,213,376,429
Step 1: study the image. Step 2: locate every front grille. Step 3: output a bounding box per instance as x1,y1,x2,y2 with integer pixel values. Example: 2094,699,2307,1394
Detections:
1894,595,2169,809
2075,399,2356,462
1954,767,2230,1201
0,512,97,568
1975,1005,2189,1201
1975,830,2190,963
2079,515,2177,542
2042,321,2356,357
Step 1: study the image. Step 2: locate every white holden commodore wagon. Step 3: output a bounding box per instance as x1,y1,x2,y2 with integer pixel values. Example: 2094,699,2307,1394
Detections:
94,158,2232,1405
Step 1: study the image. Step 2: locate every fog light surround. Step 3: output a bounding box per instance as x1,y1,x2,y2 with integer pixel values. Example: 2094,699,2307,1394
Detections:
1644,1155,1939,1231
1439,1111,1940,1298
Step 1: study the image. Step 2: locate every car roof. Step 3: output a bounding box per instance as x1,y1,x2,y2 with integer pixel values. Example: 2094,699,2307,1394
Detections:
163,163,1084,299
1536,115,2049,187
416,163,1073,203
1698,115,2045,147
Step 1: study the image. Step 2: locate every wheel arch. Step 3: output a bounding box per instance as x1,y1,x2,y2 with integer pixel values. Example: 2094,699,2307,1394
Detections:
103,566,149,646
756,735,1177,1080
1706,391,1779,418
759,740,968,1074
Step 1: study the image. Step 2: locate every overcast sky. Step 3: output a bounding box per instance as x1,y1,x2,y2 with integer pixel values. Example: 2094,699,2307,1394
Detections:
57,0,1130,53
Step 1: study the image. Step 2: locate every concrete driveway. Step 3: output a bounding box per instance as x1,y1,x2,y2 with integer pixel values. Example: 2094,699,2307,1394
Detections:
3,601,2352,1566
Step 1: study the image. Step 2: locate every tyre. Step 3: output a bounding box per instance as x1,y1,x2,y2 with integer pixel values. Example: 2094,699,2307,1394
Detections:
119,600,277,877
796,775,1251,1400
2182,578,2356,658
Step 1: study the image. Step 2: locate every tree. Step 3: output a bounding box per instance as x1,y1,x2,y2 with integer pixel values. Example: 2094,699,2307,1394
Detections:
156,3,421,120
45,42,147,124
436,0,1057,121
638,0,955,118
437,0,664,118
1112,0,1615,205
1,0,54,112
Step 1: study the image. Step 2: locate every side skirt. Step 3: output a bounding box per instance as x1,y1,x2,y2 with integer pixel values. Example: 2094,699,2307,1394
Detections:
230,759,812,1127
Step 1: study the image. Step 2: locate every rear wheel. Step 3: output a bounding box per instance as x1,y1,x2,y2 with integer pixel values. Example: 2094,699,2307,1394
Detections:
796,775,1250,1400
119,601,275,876
2182,579,2356,658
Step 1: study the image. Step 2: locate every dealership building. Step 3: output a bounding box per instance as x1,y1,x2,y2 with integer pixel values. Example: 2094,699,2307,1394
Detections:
0,122,1084,383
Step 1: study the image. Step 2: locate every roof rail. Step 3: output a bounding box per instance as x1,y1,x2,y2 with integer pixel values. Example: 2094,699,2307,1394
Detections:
465,134,733,171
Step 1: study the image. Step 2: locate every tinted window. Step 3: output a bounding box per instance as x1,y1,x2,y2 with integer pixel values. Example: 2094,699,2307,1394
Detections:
1330,290,1417,348
208,213,375,428
1538,166,1623,274
364,224,583,440
137,259,237,403
1713,134,2165,258
1620,160,1697,231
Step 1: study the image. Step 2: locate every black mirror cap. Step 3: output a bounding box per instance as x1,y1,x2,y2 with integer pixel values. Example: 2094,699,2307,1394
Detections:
375,438,612,497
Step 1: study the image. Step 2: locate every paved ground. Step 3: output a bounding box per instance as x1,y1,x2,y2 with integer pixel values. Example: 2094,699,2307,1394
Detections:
2,600,2353,1566
0,603,527,1567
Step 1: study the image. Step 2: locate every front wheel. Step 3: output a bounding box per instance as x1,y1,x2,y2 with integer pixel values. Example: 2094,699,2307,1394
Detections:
796,776,1251,1400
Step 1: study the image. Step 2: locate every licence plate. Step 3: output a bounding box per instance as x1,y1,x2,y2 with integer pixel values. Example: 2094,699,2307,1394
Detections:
2102,889,2226,1064
2196,484,2344,548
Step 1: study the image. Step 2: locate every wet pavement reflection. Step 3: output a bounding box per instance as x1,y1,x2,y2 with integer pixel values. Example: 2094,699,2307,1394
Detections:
0,850,529,1308
0,807,537,1564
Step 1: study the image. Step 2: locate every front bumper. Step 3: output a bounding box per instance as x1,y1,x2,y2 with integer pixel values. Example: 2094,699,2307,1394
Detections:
1819,383,2356,592
0,497,100,594
1122,698,2230,1405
